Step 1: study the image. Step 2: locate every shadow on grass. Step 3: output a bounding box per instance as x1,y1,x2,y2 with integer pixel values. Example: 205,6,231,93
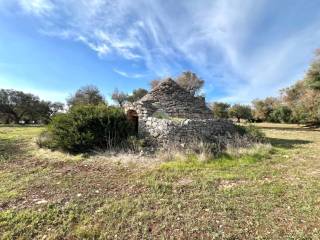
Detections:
258,126,319,132
268,137,312,149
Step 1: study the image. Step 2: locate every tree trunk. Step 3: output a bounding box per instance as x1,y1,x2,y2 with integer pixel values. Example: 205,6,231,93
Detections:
11,113,20,124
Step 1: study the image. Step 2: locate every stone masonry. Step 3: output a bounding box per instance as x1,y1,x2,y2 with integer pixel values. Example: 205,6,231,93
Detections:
139,117,237,146
124,78,237,146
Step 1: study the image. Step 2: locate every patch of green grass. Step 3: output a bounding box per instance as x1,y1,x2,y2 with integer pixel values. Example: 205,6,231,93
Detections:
0,167,51,202
0,201,99,239
160,144,272,171
1,124,320,239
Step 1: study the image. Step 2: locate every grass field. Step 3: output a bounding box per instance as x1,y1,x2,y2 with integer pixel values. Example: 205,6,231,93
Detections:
0,123,320,239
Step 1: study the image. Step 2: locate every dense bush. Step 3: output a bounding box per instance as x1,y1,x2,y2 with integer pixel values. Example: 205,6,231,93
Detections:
268,105,293,123
236,124,266,143
40,105,134,153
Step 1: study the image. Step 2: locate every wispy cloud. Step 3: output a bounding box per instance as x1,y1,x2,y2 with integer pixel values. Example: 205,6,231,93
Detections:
113,68,145,78
18,0,54,17
2,0,320,103
77,35,110,57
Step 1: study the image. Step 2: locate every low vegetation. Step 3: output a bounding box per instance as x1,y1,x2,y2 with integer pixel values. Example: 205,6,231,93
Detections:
157,125,267,163
1,123,320,239
38,104,135,153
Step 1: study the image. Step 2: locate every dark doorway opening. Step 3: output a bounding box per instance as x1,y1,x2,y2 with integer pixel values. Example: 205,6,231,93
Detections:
127,110,139,135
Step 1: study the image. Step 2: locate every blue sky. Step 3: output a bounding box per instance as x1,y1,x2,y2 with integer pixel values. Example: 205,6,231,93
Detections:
1,0,320,104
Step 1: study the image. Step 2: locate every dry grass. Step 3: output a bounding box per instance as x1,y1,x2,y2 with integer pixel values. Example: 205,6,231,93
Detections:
0,123,320,239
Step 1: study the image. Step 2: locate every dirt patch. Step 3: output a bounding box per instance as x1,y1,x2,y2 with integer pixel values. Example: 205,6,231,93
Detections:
218,180,248,190
175,178,194,186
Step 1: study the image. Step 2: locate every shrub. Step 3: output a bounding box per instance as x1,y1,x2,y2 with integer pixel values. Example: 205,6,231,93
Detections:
36,130,55,149
268,105,293,123
235,124,266,143
41,105,134,153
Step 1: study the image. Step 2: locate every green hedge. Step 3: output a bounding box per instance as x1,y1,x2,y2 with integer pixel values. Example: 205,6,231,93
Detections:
42,104,134,153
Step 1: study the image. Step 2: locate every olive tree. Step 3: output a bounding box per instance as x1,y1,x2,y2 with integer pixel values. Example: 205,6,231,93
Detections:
127,88,148,102
176,71,204,96
0,89,64,124
210,102,230,119
111,88,128,107
67,85,105,107
228,104,253,123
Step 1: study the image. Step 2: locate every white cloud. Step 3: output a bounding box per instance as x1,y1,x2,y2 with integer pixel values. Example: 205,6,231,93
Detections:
113,68,145,78
2,0,320,103
18,0,54,17
76,35,110,57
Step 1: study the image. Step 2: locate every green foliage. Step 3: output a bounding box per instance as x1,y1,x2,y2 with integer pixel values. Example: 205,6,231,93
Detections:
127,88,148,102
36,130,54,149
175,71,204,96
67,85,105,107
236,124,266,142
228,104,253,122
111,88,128,107
306,50,320,90
277,50,320,125
282,80,320,124
0,89,64,124
43,105,134,153
112,88,148,106
210,102,230,119
247,50,320,125
252,97,279,121
268,105,293,123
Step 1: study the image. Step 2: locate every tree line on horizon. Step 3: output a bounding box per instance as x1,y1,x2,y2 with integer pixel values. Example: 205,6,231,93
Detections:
1,50,320,125
211,50,320,125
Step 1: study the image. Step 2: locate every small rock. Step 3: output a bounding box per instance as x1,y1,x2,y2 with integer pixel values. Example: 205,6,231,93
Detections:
36,200,48,205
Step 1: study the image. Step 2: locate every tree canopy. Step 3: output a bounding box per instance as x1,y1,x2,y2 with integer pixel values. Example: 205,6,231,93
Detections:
278,50,320,124
0,89,64,124
111,88,128,107
127,88,148,102
306,49,320,90
252,97,279,121
228,104,253,122
281,80,320,124
67,85,105,107
176,71,204,96
210,102,230,119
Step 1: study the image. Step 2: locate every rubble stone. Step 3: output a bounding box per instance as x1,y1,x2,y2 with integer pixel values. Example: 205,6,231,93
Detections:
124,78,237,146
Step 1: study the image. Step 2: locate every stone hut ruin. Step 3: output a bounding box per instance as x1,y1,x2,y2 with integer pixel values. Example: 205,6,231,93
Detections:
124,78,236,146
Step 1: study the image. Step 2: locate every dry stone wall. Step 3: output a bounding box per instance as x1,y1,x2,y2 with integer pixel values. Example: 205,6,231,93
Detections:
124,78,237,147
139,79,213,119
139,117,237,146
